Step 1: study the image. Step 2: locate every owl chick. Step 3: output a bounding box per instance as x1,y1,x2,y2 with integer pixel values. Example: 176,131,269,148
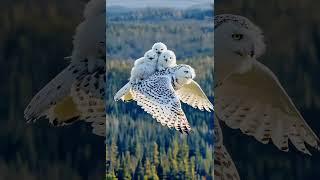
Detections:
157,50,177,71
152,42,167,55
130,50,158,83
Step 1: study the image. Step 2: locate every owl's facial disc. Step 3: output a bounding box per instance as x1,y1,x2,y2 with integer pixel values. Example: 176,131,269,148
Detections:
144,50,157,62
230,31,255,59
215,21,265,61
175,65,196,85
152,42,167,55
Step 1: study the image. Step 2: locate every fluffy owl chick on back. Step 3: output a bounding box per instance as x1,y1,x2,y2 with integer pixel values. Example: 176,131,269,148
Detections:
152,42,167,55
157,50,177,71
130,50,158,83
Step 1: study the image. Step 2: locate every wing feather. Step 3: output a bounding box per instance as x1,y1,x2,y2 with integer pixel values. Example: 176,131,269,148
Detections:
131,75,191,133
215,61,320,154
176,79,214,112
70,70,106,136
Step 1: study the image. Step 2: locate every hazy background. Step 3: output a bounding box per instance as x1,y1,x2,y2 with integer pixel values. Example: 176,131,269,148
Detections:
106,1,214,179
107,0,212,9
216,0,320,179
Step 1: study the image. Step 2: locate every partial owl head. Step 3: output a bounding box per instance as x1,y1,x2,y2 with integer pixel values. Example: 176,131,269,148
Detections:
152,42,168,55
214,14,266,59
144,50,157,62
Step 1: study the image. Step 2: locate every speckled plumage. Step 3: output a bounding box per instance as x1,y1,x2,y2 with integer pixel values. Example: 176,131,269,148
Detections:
130,65,195,133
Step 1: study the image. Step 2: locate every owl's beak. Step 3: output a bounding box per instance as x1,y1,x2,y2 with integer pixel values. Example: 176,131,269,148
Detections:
235,47,255,58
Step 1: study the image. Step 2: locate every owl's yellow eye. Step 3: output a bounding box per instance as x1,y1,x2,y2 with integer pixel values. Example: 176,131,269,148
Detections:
232,33,243,40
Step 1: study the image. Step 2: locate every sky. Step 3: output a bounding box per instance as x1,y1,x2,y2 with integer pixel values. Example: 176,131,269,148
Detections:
107,0,213,9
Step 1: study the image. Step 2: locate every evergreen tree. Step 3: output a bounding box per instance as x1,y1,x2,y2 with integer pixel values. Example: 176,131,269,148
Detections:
135,160,145,180
153,142,160,167
144,158,152,180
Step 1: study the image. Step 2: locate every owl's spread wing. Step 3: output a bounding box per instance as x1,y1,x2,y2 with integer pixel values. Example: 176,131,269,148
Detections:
131,75,191,133
176,79,213,112
24,61,88,123
70,69,106,136
215,61,320,154
24,0,106,129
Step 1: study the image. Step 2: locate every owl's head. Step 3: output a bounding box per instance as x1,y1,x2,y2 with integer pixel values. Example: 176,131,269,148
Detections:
158,50,177,70
144,50,158,63
174,64,196,85
215,14,265,60
152,42,168,55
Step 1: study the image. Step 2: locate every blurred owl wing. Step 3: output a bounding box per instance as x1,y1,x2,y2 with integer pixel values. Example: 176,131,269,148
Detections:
25,0,105,125
70,68,106,136
215,60,320,154
24,61,88,124
176,79,214,112
131,75,191,133
214,117,240,180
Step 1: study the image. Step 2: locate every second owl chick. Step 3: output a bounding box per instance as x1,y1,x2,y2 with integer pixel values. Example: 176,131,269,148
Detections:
130,50,158,83
157,50,177,71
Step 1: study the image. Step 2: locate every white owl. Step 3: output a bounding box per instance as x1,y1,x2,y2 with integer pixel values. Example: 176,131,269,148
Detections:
157,50,177,71
130,50,158,82
24,0,106,136
117,64,213,133
152,42,168,56
214,14,320,180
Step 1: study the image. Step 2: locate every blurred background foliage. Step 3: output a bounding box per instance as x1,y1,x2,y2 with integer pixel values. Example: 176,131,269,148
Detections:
0,0,106,179
216,0,320,179
106,4,214,180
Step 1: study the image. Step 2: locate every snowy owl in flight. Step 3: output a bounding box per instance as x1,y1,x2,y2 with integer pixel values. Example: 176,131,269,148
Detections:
214,14,320,180
129,64,213,133
24,0,106,136
115,57,213,133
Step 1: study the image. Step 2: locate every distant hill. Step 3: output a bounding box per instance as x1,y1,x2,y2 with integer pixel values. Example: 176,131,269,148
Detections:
106,7,214,60
107,0,212,9
107,6,213,21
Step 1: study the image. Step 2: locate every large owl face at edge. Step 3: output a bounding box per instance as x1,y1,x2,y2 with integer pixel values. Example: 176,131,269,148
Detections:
214,14,266,61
